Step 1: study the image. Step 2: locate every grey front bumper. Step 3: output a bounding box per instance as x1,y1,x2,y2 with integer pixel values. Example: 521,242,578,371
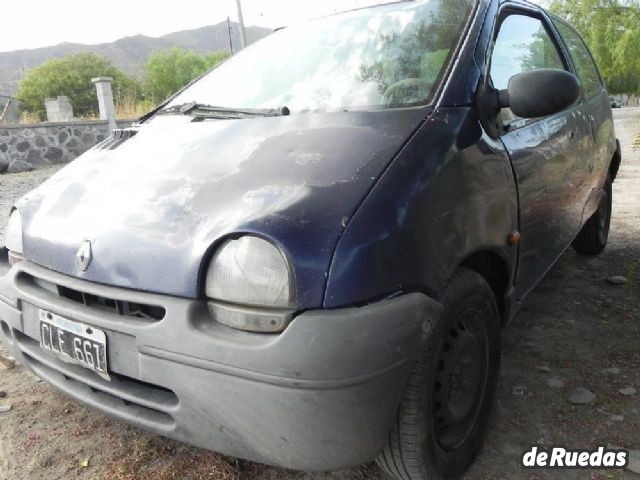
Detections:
0,253,440,471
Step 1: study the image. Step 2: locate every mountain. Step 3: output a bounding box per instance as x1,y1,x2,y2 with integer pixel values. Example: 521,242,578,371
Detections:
0,22,272,97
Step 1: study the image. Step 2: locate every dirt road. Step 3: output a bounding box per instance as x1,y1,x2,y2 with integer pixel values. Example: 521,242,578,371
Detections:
0,109,638,480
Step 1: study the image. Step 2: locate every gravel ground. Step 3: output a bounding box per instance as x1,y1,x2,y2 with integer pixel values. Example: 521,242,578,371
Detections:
0,109,638,480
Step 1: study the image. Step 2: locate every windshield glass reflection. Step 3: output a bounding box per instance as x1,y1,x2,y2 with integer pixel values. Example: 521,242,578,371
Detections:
169,0,475,113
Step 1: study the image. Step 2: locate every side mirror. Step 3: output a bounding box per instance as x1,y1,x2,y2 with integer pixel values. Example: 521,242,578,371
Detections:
500,69,581,118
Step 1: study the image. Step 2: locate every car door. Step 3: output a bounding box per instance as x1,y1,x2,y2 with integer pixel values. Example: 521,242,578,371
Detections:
488,6,592,299
552,17,611,222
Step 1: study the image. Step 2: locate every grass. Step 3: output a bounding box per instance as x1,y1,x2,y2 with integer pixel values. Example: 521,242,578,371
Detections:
19,111,43,124
78,93,153,121
103,435,243,480
114,91,154,120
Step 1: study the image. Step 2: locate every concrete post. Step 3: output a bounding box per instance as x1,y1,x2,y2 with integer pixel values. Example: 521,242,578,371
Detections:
91,77,117,134
44,96,74,122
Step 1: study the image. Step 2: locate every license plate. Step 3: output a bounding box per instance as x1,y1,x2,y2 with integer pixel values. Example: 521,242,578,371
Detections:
39,309,110,381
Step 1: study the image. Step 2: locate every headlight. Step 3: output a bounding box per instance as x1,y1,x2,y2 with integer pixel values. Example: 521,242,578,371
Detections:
5,210,24,265
205,236,295,332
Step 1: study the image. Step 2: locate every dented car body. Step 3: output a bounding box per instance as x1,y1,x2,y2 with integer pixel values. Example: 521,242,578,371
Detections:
0,0,620,477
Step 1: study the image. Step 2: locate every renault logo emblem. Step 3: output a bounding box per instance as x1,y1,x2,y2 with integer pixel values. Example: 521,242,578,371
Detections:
76,240,92,272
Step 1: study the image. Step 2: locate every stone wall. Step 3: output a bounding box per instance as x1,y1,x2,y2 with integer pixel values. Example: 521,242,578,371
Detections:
0,119,133,174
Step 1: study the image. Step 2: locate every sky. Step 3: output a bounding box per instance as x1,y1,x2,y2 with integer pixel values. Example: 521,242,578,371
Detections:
1,0,546,53
0,0,392,52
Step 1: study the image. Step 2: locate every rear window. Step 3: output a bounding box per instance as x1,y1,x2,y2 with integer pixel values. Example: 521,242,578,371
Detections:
553,19,603,98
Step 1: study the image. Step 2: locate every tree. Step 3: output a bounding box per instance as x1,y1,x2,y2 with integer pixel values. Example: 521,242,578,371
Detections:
549,0,640,94
17,53,140,121
359,0,475,100
143,48,230,103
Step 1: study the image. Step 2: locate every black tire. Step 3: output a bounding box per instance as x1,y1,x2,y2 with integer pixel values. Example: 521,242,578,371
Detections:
572,174,613,255
376,268,501,480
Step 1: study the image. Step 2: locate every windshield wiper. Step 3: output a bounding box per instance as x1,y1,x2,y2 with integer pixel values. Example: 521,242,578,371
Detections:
159,102,291,118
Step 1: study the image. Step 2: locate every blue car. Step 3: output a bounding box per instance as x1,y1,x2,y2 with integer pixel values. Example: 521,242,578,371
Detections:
0,0,620,478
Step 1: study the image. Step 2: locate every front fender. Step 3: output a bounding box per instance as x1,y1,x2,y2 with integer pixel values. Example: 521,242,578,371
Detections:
324,107,518,308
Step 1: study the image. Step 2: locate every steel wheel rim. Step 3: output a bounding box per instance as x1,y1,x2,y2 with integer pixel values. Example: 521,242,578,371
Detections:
432,309,489,450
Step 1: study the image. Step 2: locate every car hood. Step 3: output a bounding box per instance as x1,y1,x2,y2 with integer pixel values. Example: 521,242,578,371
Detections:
16,110,427,308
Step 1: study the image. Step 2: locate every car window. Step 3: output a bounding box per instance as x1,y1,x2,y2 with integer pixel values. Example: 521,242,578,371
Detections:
553,19,603,98
490,14,565,89
167,0,476,113
490,14,566,126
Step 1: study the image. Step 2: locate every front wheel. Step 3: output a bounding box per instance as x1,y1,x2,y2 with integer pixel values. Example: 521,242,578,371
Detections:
572,174,613,255
376,268,501,480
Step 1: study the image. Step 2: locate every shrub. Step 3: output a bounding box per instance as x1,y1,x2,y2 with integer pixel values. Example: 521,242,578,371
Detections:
143,48,229,103
17,53,140,121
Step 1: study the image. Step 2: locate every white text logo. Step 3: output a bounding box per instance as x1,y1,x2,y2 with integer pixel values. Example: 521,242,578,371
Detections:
521,446,628,469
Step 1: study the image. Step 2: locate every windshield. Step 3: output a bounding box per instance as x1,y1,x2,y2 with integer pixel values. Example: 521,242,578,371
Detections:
168,0,475,113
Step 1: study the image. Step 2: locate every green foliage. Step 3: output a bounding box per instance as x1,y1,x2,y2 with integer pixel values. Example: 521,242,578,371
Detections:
143,48,230,103
519,29,565,72
549,0,640,94
17,53,140,121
